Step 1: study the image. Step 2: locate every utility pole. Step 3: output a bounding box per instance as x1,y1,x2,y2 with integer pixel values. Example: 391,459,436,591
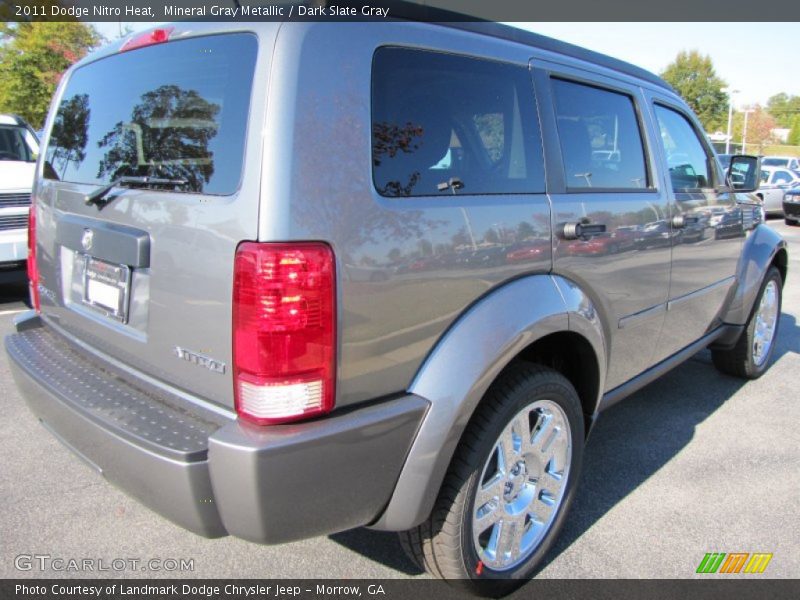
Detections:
742,109,754,154
722,88,739,154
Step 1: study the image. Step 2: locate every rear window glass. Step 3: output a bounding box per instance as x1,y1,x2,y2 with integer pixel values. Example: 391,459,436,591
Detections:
371,47,545,197
44,34,257,195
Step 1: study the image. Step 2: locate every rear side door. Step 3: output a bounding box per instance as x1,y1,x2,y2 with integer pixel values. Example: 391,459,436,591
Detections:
532,61,671,391
644,95,744,362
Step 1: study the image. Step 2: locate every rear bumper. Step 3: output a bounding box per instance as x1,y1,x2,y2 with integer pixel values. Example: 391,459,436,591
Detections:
6,314,428,543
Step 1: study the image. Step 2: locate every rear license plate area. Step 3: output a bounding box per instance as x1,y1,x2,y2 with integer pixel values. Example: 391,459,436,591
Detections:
81,256,131,323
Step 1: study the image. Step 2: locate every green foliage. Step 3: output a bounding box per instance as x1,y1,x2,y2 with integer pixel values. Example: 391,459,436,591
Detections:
730,106,776,152
660,50,728,132
766,93,800,128
0,22,101,129
788,115,800,147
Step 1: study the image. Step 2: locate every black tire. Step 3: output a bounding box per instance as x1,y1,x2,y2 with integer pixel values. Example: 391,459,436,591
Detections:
786,218,798,226
399,364,584,597
712,266,782,379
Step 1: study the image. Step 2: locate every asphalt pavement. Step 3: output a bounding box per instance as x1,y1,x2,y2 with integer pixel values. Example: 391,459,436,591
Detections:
1,220,798,582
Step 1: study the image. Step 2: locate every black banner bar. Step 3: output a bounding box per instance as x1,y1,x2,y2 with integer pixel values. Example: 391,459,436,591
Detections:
2,0,800,22
3,579,800,600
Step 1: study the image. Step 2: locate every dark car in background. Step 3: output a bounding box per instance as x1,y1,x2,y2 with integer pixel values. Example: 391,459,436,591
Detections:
784,187,800,225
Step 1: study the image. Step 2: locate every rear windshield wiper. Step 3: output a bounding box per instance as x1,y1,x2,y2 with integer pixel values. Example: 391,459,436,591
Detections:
84,176,188,206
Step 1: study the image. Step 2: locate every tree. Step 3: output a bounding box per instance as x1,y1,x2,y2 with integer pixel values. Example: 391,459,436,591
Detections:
660,50,728,131
96,85,221,190
0,22,101,128
731,105,776,153
516,221,536,241
766,93,800,129
47,93,89,179
787,115,800,147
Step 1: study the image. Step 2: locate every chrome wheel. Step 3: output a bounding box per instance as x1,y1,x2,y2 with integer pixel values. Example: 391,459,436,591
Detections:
752,280,779,367
472,399,572,571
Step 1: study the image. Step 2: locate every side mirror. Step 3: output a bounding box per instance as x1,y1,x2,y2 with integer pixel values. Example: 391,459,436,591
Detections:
726,155,760,193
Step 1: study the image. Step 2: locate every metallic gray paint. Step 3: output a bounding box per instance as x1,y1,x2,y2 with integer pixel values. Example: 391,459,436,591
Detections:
533,59,671,390
56,214,150,268
208,394,428,544
7,326,226,460
33,24,279,411
13,310,41,332
12,20,789,543
721,224,788,325
643,91,745,362
273,23,554,409
6,331,227,538
8,312,429,544
371,274,604,531
598,325,731,411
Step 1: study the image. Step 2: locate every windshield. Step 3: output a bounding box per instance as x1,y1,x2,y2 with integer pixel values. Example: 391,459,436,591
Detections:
762,157,788,167
0,125,39,162
44,33,257,195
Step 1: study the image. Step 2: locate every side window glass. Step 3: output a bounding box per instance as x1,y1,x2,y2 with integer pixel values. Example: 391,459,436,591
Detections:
551,78,649,190
774,171,792,185
653,105,713,191
371,47,545,197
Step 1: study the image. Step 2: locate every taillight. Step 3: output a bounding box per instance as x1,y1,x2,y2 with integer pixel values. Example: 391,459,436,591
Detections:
120,27,174,53
27,196,40,312
233,242,336,425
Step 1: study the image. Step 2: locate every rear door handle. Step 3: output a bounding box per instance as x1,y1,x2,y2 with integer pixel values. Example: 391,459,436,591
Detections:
558,222,606,240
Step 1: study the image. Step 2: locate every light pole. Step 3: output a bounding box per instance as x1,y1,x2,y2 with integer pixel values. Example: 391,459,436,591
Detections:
722,88,739,155
742,109,754,154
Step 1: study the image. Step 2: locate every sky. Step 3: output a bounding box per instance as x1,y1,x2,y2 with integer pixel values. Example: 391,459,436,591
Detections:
514,23,797,108
92,21,797,108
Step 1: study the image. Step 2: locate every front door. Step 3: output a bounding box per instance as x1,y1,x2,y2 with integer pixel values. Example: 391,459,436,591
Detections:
646,98,744,362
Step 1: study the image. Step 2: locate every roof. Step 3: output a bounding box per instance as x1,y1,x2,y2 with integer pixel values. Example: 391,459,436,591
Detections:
385,1,673,92
0,114,30,127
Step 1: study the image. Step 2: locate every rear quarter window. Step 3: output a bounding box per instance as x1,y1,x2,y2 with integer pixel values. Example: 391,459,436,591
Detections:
44,33,258,195
371,47,545,197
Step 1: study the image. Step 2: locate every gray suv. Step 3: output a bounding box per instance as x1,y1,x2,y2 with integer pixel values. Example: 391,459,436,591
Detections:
5,18,787,595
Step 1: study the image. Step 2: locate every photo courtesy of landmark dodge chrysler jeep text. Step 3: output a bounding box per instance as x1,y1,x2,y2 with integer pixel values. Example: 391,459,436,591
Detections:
5,13,787,597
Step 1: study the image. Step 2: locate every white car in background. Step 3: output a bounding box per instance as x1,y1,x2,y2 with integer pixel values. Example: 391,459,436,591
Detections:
757,165,800,216
0,114,38,282
762,156,800,171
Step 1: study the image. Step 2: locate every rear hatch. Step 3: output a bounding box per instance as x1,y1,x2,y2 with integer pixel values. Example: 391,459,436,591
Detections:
34,27,271,410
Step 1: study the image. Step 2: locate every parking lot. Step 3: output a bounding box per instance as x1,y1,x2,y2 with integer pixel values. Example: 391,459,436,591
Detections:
1,219,798,581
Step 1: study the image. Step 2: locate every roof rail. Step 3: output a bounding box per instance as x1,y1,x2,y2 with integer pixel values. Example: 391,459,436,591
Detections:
335,0,674,93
